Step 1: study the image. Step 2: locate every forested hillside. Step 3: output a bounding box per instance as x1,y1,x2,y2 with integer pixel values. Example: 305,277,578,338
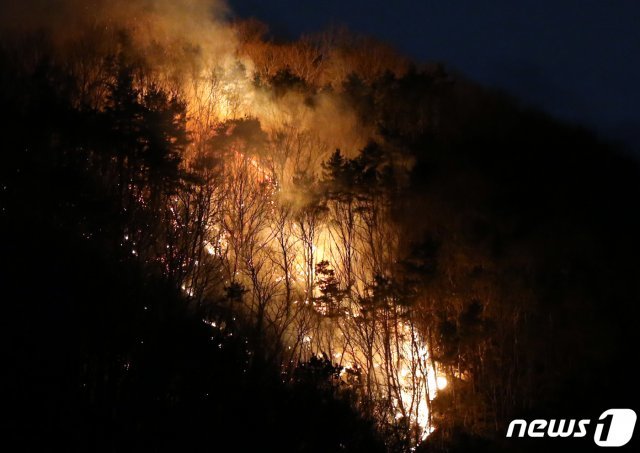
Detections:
2,2,639,451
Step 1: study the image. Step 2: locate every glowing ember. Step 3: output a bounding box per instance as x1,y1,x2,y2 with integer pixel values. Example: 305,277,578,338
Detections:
437,376,448,390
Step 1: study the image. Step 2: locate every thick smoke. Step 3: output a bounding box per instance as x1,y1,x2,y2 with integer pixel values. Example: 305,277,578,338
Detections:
0,1,232,44
0,0,374,173
0,0,236,69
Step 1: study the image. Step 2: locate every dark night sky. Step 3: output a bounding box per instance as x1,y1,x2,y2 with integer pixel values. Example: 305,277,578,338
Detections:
230,0,640,153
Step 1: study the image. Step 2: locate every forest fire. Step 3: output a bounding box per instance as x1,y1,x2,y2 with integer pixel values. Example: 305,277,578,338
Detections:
0,0,442,443
0,0,440,443
5,1,637,452
145,18,447,444
186,118,449,441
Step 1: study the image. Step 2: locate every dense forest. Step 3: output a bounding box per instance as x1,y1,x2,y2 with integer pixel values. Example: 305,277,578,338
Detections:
2,1,639,452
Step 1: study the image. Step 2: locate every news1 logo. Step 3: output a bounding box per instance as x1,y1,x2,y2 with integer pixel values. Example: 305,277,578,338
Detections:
506,409,637,447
